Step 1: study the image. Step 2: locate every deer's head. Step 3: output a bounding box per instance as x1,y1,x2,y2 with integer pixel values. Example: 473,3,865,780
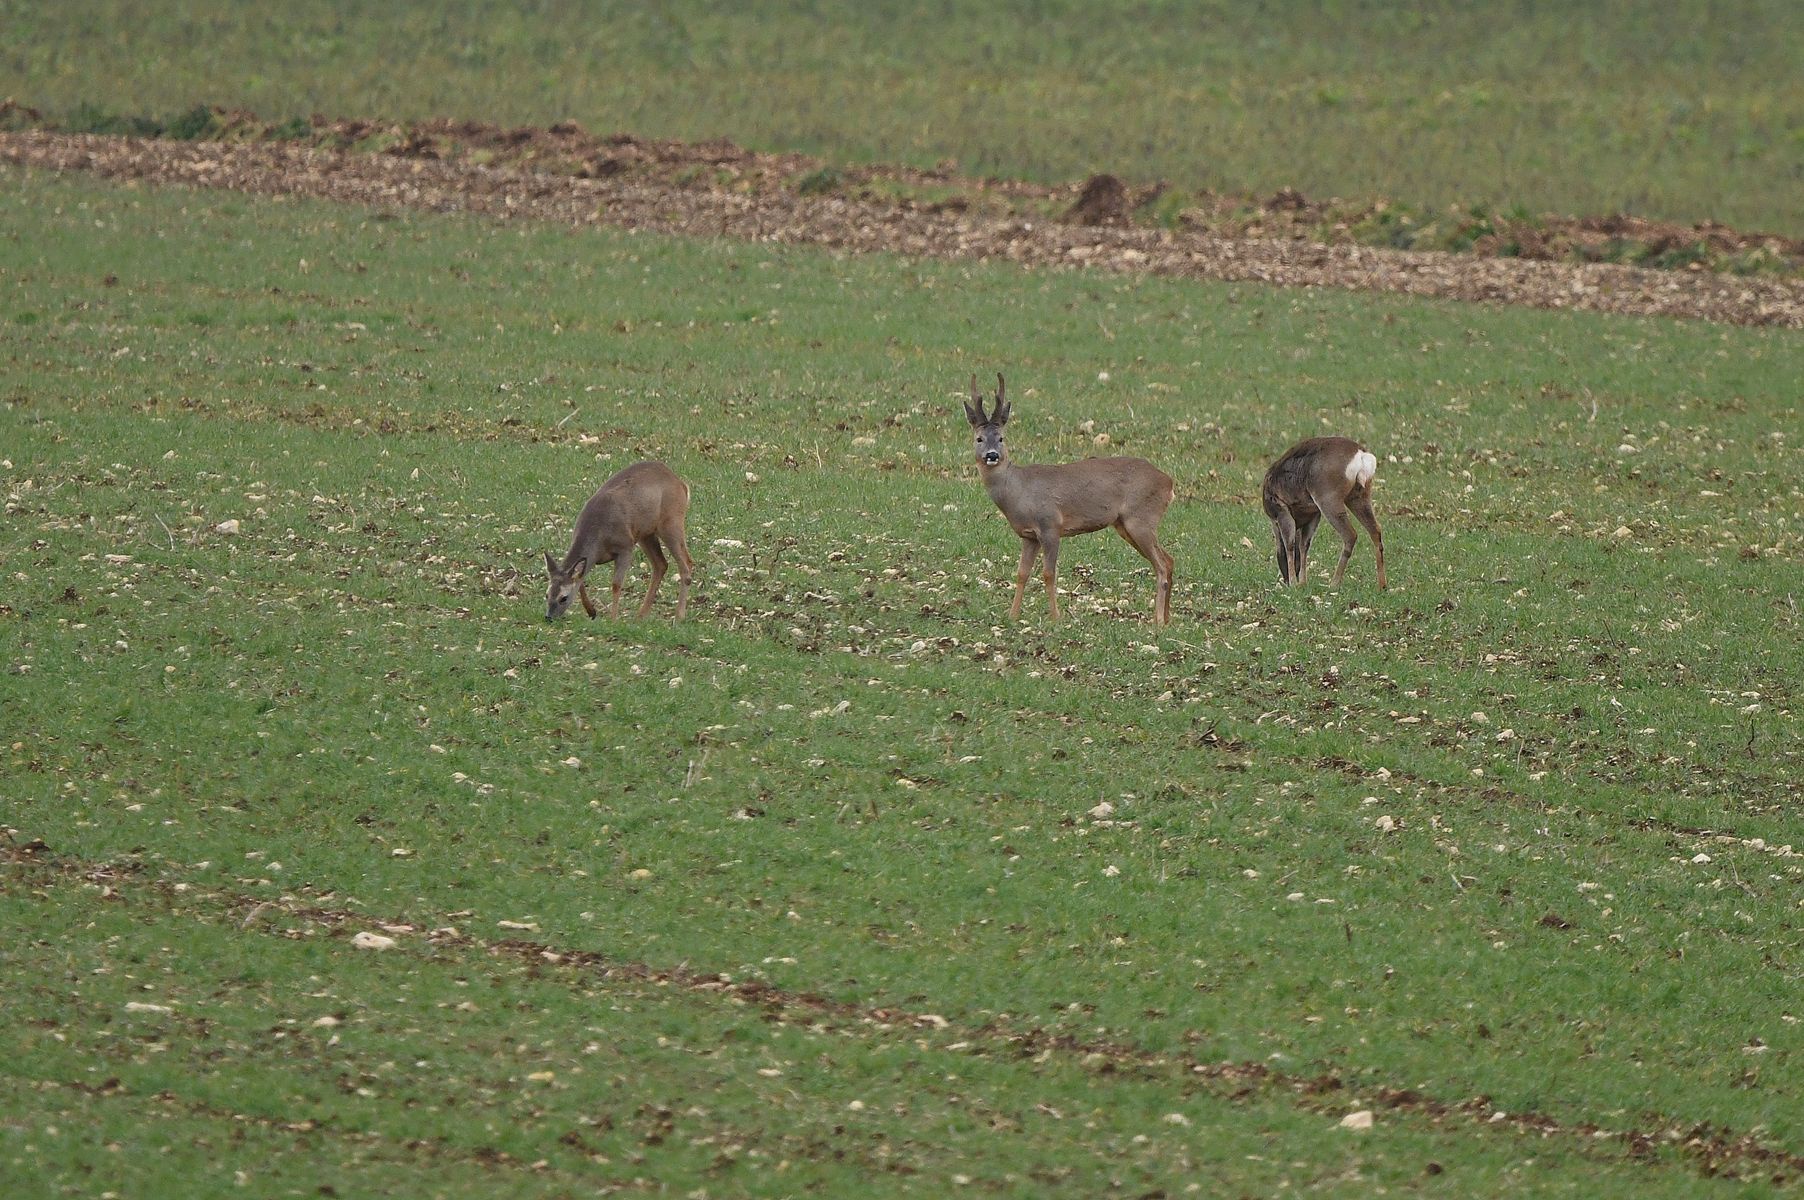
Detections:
544,552,589,621
963,373,1011,467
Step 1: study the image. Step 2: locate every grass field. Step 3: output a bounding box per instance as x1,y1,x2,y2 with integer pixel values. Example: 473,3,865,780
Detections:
4,0,1803,234
2,168,1802,1196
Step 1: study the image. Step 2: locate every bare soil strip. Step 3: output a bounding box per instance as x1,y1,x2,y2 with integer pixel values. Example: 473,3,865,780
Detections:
5,130,1803,329
7,842,1796,1183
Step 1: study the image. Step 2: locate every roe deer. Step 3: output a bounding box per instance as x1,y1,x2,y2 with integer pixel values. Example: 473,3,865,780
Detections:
964,374,1176,625
544,460,695,621
1261,436,1386,589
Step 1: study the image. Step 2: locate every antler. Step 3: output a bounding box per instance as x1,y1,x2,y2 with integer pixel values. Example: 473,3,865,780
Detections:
993,372,1010,424
965,373,988,424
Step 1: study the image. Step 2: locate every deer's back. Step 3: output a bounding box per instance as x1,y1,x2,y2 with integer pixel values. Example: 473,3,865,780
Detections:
1262,437,1364,513
999,457,1172,532
583,460,689,534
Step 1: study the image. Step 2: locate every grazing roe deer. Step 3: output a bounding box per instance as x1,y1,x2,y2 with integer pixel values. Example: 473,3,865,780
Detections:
964,374,1176,625
1261,436,1386,589
544,460,695,621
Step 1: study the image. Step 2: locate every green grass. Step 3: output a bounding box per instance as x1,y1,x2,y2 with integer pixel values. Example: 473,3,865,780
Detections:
1,169,1802,1195
3,0,1803,234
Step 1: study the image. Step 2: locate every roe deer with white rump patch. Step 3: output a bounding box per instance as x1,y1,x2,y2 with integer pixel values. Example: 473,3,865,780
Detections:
1261,436,1386,589
964,374,1175,625
544,460,695,621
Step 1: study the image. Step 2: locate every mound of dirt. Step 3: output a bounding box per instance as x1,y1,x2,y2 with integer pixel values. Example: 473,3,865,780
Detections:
1065,173,1133,226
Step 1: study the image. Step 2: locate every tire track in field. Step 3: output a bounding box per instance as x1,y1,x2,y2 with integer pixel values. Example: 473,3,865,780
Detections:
6,841,1797,1184
4,131,1803,329
27,1029,912,1190
27,1077,639,1189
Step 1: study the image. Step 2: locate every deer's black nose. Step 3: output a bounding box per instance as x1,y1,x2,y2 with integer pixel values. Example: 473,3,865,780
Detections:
982,451,1001,465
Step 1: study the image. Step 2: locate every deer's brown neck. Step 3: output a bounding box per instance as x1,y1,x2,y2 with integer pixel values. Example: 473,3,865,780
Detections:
980,457,1046,529
977,456,1018,494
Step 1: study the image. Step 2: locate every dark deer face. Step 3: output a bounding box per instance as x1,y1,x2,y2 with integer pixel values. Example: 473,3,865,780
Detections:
544,552,587,621
963,373,1011,467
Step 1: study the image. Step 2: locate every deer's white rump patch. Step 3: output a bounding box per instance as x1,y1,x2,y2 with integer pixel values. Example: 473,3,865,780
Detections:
1345,450,1377,488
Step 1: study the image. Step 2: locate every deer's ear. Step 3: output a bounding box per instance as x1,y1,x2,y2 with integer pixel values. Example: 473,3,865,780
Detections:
994,400,1010,426
963,400,983,426
570,556,589,580
544,551,559,577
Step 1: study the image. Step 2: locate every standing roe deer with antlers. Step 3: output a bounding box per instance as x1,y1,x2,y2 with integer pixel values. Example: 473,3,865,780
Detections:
1261,436,1386,590
964,374,1176,625
544,460,695,621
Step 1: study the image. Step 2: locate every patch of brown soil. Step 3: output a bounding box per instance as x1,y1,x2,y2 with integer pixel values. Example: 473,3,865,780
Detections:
4,128,1803,327
279,112,1799,267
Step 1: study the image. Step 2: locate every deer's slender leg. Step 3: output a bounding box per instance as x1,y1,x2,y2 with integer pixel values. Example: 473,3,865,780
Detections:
1271,508,1298,585
1319,503,1359,588
1348,491,1386,590
610,555,632,619
1147,536,1174,626
1296,510,1321,586
1114,517,1173,625
1039,529,1061,621
578,580,599,619
636,536,668,618
1011,538,1038,619
663,515,695,620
